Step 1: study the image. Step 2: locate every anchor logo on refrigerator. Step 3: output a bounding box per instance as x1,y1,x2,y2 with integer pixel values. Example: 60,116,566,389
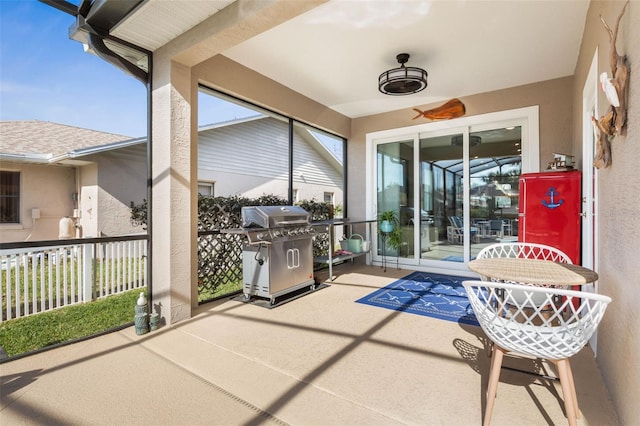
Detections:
542,187,563,209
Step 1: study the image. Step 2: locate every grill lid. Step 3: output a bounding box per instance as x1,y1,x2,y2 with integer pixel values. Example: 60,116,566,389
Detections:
241,205,310,229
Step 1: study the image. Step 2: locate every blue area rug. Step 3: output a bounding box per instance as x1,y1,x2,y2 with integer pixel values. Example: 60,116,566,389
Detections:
355,271,480,326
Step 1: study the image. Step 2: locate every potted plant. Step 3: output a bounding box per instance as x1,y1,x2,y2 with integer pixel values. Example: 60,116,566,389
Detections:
378,210,402,250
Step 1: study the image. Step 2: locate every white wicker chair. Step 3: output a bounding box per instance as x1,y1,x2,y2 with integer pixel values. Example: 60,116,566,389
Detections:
463,280,611,426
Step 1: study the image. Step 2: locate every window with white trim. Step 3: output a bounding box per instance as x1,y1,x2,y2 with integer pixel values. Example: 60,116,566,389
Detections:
324,192,334,204
198,181,214,196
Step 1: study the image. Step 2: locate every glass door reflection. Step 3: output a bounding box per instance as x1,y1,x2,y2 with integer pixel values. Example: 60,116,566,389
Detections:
469,126,522,259
376,140,414,259
419,127,522,263
419,133,464,262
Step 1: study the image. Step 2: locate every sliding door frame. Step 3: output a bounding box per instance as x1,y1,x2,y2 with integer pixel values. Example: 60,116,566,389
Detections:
365,106,539,273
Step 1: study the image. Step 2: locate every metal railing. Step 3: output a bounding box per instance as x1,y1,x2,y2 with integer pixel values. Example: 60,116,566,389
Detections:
1,235,148,323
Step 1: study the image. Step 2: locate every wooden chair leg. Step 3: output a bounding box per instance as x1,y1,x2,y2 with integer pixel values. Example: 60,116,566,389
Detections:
484,345,505,426
556,359,578,426
565,360,580,419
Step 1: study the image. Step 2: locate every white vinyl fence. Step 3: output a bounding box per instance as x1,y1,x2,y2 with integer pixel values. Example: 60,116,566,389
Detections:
1,237,147,323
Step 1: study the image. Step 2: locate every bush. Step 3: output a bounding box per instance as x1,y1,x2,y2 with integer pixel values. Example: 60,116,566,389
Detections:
131,194,334,231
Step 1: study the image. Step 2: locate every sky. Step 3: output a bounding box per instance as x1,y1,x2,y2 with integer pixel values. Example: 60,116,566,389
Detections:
0,0,254,139
0,0,343,157
1,0,148,138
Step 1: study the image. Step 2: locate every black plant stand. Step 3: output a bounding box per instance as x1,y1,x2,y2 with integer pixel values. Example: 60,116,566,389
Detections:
381,232,388,272
380,231,401,272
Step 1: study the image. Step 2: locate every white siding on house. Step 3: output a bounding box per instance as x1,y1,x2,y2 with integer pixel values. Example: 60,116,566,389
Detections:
198,117,343,202
293,134,342,187
198,118,289,181
199,170,289,199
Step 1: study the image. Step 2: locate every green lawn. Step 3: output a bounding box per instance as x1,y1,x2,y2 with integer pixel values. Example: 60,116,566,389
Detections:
198,278,242,303
0,290,139,358
1,263,242,359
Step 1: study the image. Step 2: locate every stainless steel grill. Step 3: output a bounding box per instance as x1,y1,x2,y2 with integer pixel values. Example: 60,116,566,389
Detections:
240,206,317,304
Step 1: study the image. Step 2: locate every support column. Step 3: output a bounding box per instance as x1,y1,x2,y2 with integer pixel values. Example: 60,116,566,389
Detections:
150,57,197,325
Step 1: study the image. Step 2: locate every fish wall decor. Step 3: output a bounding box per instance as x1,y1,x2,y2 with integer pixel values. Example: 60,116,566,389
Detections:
412,98,466,121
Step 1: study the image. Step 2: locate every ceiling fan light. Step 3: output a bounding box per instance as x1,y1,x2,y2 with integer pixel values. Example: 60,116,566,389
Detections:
379,53,428,96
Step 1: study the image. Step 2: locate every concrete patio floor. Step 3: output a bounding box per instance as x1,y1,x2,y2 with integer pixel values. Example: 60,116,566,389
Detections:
1,264,618,425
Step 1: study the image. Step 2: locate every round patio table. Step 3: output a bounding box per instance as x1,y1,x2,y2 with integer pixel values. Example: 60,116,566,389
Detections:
468,257,598,287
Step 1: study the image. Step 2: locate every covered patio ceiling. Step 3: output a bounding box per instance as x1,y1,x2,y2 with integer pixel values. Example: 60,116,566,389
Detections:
56,0,589,120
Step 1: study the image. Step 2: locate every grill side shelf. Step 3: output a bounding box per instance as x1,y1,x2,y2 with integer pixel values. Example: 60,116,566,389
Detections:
314,251,368,265
312,218,376,281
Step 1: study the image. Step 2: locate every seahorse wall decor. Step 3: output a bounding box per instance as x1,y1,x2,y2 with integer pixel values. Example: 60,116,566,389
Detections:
592,0,630,169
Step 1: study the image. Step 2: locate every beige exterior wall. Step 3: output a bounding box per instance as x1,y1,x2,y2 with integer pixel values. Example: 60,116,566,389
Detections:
92,147,147,237
572,2,639,424
1,151,147,242
0,161,76,242
151,56,195,325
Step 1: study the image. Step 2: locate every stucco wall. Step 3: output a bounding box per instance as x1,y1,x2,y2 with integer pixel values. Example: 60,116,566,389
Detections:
92,145,148,237
572,2,639,424
0,161,75,242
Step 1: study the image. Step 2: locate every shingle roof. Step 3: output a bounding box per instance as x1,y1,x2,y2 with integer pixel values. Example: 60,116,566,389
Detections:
0,120,133,157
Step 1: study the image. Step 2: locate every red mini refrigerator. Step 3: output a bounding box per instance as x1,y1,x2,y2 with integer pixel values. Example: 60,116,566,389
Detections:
518,170,582,265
